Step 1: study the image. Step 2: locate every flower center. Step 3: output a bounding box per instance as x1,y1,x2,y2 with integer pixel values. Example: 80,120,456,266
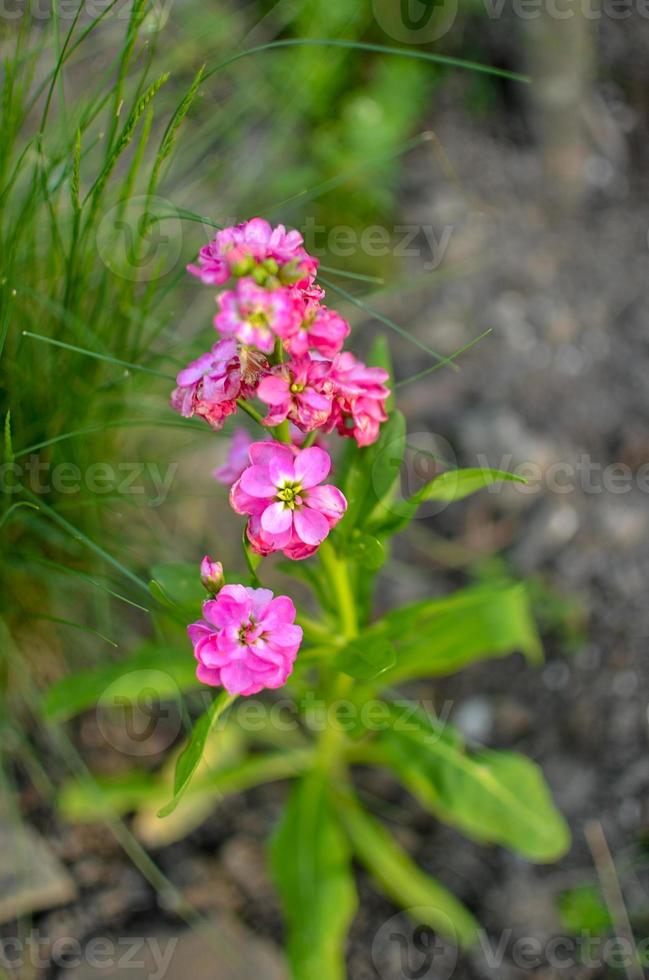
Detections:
290,382,305,393
276,482,303,509
248,310,269,330
238,617,265,646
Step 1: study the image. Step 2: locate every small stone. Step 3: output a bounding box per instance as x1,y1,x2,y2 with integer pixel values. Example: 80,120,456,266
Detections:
542,661,570,691
453,697,493,742
0,818,77,924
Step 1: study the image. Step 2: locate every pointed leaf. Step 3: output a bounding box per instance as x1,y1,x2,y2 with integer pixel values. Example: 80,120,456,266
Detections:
379,705,570,862
337,788,478,947
158,690,235,817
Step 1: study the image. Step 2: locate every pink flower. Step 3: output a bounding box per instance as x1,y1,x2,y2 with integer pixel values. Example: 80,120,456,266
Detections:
200,556,224,594
230,442,347,559
257,355,333,432
170,339,267,430
327,352,390,447
214,279,302,354
186,241,230,286
188,218,317,287
188,584,302,695
278,304,351,358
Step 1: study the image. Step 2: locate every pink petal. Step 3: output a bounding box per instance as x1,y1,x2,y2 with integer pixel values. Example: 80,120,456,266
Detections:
239,465,276,498
196,663,222,686
248,440,291,466
269,454,295,488
293,506,329,545
257,375,289,405
219,662,256,695
294,446,330,488
260,501,293,534
304,484,347,522
258,595,296,629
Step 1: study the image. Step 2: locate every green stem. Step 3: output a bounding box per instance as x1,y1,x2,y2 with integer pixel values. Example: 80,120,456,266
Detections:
301,429,318,449
272,419,291,444
237,398,265,427
318,539,358,640
316,539,358,773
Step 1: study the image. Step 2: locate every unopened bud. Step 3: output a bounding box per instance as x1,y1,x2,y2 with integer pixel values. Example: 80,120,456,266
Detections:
200,556,224,594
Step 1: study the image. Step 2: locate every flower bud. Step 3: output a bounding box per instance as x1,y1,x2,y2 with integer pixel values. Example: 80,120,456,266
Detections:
200,556,224,594
231,255,255,277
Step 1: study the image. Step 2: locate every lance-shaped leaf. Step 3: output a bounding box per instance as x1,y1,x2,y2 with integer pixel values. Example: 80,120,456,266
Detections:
337,786,478,947
354,582,542,686
270,772,357,980
368,467,527,536
378,705,570,862
158,690,235,817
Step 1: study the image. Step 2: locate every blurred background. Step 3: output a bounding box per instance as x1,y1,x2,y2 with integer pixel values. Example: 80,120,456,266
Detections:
1,0,648,977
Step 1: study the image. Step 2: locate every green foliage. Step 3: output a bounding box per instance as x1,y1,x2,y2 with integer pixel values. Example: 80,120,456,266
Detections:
3,5,570,975
558,885,612,936
337,786,479,947
270,773,357,980
42,640,198,721
158,690,235,817
376,705,570,862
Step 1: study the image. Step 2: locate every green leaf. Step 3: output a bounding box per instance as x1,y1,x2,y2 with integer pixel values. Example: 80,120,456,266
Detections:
345,531,385,571
558,885,612,935
270,772,357,980
342,409,406,537
363,582,542,685
158,690,235,817
368,333,395,414
59,771,159,822
337,787,478,947
42,640,199,721
369,467,527,536
335,636,396,681
149,562,205,612
379,705,570,862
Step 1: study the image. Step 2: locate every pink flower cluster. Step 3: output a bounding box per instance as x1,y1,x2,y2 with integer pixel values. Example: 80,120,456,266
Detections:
173,218,390,447
175,218,394,697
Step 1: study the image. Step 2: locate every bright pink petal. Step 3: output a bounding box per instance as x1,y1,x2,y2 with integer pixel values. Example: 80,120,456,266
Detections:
304,484,347,522
294,446,330,488
269,454,295,488
257,375,289,405
260,501,293,534
293,506,329,545
239,465,275,498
